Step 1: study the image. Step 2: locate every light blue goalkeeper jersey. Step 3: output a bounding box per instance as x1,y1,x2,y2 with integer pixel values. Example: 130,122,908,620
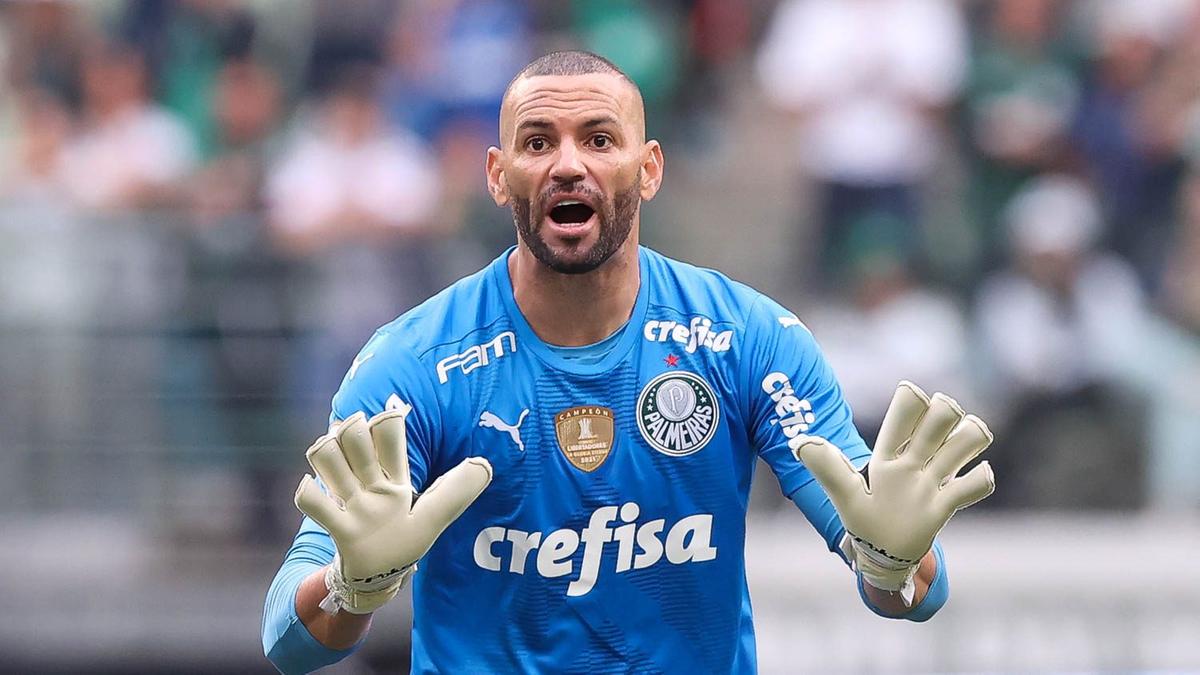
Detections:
264,246,934,674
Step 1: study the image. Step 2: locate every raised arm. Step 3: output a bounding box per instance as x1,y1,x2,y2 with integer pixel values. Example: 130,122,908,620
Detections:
264,406,491,674
794,381,994,613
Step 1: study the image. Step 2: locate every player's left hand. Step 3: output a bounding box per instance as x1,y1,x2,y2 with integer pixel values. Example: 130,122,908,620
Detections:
792,381,995,604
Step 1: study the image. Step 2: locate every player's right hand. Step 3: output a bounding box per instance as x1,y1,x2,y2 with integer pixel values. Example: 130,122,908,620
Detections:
294,403,493,615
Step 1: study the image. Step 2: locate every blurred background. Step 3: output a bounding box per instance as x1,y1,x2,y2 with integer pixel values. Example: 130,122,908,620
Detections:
1,0,1199,672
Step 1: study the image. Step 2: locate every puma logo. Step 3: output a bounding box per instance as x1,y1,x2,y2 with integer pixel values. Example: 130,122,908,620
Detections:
479,409,530,452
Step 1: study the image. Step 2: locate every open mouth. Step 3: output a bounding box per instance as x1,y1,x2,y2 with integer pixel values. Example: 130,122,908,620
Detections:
549,200,596,225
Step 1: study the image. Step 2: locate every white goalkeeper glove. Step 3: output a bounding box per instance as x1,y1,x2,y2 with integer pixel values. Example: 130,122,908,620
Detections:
792,381,995,605
294,403,493,615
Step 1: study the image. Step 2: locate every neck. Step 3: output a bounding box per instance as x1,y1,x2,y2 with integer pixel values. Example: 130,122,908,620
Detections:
508,236,640,347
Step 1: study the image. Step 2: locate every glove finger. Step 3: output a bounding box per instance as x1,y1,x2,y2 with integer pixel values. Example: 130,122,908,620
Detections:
873,381,930,461
792,436,867,514
939,461,995,511
410,457,493,540
338,412,388,488
369,405,412,490
927,414,993,480
295,474,349,534
306,432,359,501
904,393,964,466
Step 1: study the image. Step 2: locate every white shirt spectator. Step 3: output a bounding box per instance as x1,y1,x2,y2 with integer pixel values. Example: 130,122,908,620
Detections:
757,0,968,183
266,121,439,234
814,286,972,427
976,175,1147,409
60,105,195,210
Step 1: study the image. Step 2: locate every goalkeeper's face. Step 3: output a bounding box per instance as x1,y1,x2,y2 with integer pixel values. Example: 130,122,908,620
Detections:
488,73,664,275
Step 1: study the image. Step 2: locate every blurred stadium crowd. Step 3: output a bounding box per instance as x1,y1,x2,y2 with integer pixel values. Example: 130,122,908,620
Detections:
1,0,1199,551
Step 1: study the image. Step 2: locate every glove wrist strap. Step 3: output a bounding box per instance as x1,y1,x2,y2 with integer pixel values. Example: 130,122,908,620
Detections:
842,534,921,606
319,555,416,615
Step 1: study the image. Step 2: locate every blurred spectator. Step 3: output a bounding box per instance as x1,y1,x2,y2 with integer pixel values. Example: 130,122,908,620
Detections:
382,0,533,255
757,0,968,284
962,0,1081,265
1162,170,1200,332
266,63,446,421
266,64,440,254
0,88,74,207
307,0,398,91
671,0,753,156
1,0,91,107
121,0,259,160
164,54,289,544
187,57,283,223
1136,3,1200,167
570,0,684,133
975,175,1147,508
1072,0,1198,289
810,213,972,443
59,42,197,211
1138,168,1200,508
383,0,530,142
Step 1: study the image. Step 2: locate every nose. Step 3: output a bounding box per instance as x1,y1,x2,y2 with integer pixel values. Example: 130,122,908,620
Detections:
550,137,586,184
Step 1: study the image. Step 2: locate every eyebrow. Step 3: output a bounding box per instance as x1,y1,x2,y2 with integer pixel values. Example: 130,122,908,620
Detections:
516,119,553,134
514,115,621,135
583,116,619,129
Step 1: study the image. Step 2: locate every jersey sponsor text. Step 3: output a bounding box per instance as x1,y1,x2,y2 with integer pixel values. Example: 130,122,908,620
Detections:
472,502,718,596
762,371,816,450
643,317,733,354
436,331,517,384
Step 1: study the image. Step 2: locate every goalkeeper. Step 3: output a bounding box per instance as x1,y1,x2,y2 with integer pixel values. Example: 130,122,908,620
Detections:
262,50,995,674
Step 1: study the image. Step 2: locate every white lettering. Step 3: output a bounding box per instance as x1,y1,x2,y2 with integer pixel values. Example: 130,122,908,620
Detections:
643,316,734,354
506,529,541,574
473,504,716,596
665,514,718,564
568,506,618,596
614,502,640,573
762,372,816,441
537,529,579,578
643,320,660,341
473,526,506,572
436,331,517,384
634,519,666,570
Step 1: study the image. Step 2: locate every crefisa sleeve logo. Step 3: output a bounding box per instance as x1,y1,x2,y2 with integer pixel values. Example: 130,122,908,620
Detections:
636,371,720,456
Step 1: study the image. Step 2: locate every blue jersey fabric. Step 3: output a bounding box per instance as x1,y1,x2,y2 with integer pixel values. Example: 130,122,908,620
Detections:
264,246,945,674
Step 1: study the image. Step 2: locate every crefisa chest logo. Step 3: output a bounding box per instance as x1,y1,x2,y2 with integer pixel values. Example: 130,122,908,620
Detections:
636,371,719,456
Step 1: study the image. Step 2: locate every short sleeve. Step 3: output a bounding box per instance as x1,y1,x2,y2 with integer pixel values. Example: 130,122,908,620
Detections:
329,330,442,492
741,294,871,500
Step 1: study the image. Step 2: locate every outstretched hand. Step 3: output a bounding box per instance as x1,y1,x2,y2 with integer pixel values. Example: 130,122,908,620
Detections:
792,381,994,603
295,404,493,614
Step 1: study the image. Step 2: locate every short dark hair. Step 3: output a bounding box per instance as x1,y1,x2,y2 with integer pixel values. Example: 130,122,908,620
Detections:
505,50,636,100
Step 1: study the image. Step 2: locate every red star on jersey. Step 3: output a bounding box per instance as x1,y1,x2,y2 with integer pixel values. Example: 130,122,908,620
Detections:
664,354,679,367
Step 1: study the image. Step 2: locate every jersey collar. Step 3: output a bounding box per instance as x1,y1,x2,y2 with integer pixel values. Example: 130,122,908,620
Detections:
492,245,649,376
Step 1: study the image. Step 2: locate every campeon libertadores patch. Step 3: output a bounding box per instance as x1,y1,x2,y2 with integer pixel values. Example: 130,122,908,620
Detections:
636,371,719,456
555,406,615,472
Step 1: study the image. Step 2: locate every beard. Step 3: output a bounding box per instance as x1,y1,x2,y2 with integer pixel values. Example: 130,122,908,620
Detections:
510,172,640,275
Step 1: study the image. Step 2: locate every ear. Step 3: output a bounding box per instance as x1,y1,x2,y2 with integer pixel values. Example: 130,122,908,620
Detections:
485,146,509,207
639,140,664,202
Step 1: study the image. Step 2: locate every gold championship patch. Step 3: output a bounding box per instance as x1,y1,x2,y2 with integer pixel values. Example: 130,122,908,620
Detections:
554,406,615,472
